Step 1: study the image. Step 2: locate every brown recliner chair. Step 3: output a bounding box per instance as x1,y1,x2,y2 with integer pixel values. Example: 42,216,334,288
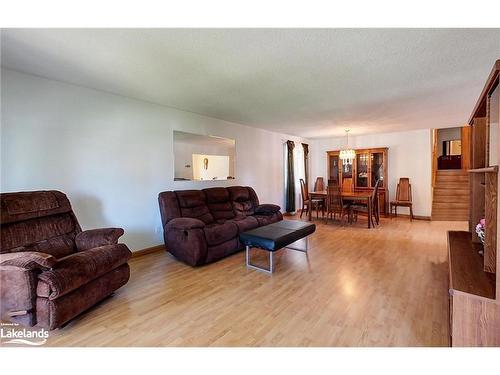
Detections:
0,190,131,330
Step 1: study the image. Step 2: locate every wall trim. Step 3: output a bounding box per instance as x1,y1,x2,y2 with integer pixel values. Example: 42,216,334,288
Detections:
131,244,165,258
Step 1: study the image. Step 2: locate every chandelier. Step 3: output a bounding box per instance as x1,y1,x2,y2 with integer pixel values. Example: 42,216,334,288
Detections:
339,129,355,168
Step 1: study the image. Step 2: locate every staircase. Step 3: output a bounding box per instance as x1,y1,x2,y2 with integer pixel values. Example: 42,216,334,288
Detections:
431,170,469,221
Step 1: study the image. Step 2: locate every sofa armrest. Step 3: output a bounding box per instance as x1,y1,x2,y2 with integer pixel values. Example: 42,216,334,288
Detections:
165,217,206,230
0,252,57,270
254,204,281,215
75,228,124,251
163,218,207,266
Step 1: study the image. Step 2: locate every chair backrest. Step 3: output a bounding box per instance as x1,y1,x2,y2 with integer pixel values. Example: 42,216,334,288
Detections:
0,190,81,258
396,178,412,202
371,179,380,209
371,179,380,200
327,185,343,210
300,178,309,201
314,177,325,191
342,178,354,193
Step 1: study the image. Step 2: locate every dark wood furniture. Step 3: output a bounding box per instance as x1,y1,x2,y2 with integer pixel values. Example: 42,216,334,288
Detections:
389,177,414,221
447,60,500,346
313,177,326,216
314,177,325,191
352,179,381,227
324,185,351,225
309,190,374,228
327,147,388,216
300,178,324,219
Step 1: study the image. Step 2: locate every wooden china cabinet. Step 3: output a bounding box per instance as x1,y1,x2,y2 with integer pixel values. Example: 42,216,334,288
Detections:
446,60,500,346
326,147,389,216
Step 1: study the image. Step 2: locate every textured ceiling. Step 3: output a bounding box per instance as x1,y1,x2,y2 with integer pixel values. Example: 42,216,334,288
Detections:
2,28,500,138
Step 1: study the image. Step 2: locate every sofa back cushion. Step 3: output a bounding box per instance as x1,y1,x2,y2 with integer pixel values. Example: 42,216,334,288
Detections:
175,190,214,224
228,186,260,216
0,191,81,258
203,187,236,221
158,191,181,227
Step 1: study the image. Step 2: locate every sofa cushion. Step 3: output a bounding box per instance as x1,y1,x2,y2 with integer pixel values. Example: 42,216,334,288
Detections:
1,190,73,225
37,244,131,300
1,214,79,258
203,187,236,221
203,221,238,246
229,215,259,233
228,186,259,216
175,190,214,224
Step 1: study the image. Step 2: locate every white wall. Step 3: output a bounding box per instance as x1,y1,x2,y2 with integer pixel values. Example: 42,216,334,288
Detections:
192,154,230,181
1,69,305,251
309,129,433,217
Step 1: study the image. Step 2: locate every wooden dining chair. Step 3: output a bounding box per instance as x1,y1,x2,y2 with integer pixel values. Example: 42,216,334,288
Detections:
299,178,324,219
325,185,351,225
351,179,380,227
313,177,326,215
342,178,354,193
390,177,413,221
314,177,325,191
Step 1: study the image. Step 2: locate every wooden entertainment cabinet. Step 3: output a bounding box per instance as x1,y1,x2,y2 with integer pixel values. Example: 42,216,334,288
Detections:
447,60,500,346
326,147,389,216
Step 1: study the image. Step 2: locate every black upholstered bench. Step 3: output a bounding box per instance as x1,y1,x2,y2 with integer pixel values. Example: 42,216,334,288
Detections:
239,220,316,274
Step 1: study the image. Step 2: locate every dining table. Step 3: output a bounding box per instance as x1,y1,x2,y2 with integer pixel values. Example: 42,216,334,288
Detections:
308,190,374,228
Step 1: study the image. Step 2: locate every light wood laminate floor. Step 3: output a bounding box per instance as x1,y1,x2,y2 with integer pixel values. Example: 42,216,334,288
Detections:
43,216,467,346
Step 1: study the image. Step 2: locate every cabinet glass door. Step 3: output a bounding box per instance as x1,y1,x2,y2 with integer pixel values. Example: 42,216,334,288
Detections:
371,152,384,187
356,153,369,187
328,155,340,186
341,160,352,178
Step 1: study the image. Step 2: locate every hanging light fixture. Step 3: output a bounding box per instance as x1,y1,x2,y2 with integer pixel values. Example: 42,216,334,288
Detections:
339,129,355,169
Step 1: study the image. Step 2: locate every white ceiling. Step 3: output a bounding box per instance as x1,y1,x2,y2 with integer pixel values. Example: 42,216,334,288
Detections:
2,29,500,138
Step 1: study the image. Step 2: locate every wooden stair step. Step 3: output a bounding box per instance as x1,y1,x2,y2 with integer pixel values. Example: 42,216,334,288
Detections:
436,177,469,183
436,170,469,174
434,192,469,201
434,183,470,189
433,189,469,195
432,168,470,221
433,196,470,203
432,216,469,221
432,212,470,218
432,207,470,213
432,202,469,209
432,210,469,216
433,190,469,194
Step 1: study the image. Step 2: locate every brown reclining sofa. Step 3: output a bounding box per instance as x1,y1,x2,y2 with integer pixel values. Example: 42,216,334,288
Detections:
158,186,282,266
0,190,131,329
